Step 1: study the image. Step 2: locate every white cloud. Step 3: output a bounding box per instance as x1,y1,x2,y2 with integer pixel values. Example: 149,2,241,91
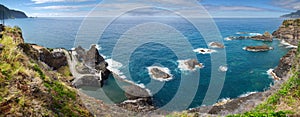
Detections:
31,0,93,4
272,0,300,10
34,4,96,10
204,5,266,11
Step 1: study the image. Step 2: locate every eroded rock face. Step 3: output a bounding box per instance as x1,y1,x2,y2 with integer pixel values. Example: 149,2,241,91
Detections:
74,45,110,81
273,49,297,78
150,68,171,79
273,19,300,46
39,48,67,70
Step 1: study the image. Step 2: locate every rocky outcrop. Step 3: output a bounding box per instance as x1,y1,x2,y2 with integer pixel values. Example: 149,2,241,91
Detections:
251,31,273,41
272,19,300,46
273,49,297,79
74,45,110,81
243,45,273,52
209,42,225,48
150,68,171,79
226,32,273,41
0,4,28,19
117,85,155,112
18,43,67,70
185,59,204,70
72,76,101,88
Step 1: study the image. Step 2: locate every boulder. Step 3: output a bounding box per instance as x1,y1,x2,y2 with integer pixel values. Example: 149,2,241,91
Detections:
39,48,67,70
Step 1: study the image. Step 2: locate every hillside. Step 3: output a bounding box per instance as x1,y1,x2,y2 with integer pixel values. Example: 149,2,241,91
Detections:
0,26,91,116
281,10,300,18
0,4,27,19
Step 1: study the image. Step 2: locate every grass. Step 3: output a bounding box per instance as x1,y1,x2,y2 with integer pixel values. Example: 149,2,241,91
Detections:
0,26,91,116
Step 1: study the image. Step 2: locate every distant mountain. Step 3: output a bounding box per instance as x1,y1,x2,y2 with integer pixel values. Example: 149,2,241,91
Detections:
0,4,27,19
281,10,300,18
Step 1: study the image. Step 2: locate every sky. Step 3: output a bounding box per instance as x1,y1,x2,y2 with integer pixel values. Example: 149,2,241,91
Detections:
0,0,298,18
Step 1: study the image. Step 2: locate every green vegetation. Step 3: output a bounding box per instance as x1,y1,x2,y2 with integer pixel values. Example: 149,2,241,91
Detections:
229,42,300,117
0,26,91,116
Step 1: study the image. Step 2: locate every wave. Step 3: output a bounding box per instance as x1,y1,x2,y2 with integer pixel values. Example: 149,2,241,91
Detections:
106,59,126,79
177,59,204,71
238,91,257,98
193,48,217,54
147,66,173,82
267,68,281,80
218,65,228,72
248,33,262,36
224,37,232,41
280,40,298,48
213,98,232,106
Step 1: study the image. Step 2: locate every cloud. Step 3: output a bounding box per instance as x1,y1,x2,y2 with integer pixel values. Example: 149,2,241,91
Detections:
33,4,96,10
272,0,300,10
204,5,267,11
31,0,93,4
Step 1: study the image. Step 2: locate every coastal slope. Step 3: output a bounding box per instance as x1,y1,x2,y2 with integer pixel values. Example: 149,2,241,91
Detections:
0,26,91,116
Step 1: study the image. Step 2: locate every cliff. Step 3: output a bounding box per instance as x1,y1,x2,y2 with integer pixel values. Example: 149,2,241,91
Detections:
0,4,27,19
272,19,300,46
0,26,92,116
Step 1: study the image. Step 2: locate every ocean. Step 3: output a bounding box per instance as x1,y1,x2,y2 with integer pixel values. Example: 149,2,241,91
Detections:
6,17,291,110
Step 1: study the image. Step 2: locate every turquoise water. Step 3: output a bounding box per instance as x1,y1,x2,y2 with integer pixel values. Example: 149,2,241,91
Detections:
6,17,291,110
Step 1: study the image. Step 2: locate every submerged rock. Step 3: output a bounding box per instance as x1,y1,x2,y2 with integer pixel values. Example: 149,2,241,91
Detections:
243,45,273,52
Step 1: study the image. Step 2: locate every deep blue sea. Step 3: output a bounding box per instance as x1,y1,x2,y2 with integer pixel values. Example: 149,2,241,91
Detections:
6,17,291,110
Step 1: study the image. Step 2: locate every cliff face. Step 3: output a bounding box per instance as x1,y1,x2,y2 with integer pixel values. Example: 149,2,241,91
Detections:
0,4,28,19
272,19,300,46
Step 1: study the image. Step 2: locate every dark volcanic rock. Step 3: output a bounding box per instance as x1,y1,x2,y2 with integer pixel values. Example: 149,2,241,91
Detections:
19,44,67,70
250,31,273,41
150,68,171,79
273,49,297,78
118,85,154,112
39,48,67,70
244,45,273,52
74,45,111,86
272,19,300,46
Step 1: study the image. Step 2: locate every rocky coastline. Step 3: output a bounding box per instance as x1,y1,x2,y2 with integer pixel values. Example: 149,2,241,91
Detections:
272,19,300,46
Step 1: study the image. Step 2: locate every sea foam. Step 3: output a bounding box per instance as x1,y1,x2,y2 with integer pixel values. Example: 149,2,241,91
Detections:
106,59,126,79
193,48,217,54
177,59,204,71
